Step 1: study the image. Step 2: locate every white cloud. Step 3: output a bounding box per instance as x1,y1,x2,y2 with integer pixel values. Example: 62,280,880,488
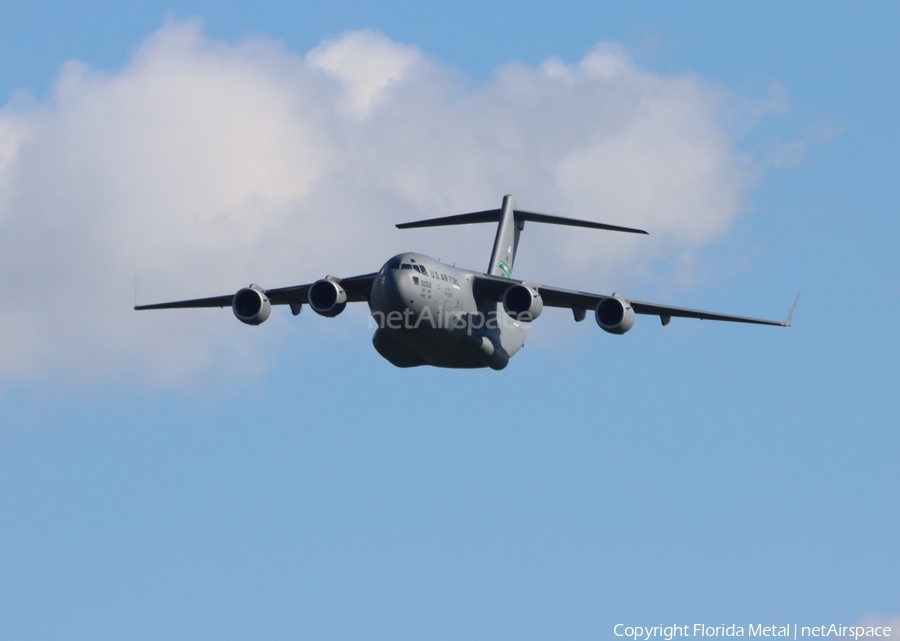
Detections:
307,30,422,117
0,20,786,386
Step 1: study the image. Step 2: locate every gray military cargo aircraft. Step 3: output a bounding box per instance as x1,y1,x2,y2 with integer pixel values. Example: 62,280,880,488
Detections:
135,195,797,370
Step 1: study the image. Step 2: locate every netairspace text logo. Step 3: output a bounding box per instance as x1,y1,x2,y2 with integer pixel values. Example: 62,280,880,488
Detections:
368,308,529,333
613,623,893,640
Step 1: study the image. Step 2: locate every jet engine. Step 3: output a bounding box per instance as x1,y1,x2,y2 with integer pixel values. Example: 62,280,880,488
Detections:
595,295,635,335
308,278,348,317
502,283,543,322
232,285,271,325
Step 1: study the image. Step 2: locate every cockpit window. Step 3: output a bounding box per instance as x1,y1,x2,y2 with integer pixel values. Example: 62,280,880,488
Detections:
383,258,401,272
401,263,413,270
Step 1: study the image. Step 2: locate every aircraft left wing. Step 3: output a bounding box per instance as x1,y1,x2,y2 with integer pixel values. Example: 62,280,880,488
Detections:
134,272,377,310
265,272,377,306
473,273,798,327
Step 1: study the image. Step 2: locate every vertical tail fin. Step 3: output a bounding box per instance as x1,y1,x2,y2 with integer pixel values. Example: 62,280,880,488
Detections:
487,195,522,277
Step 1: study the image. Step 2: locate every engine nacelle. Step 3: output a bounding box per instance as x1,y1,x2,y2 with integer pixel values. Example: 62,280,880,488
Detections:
595,295,635,335
308,278,348,317
232,285,271,326
502,283,543,322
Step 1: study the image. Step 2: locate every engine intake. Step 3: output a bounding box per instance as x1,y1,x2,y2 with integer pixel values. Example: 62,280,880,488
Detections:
503,284,543,322
595,295,634,334
232,285,271,325
308,278,348,317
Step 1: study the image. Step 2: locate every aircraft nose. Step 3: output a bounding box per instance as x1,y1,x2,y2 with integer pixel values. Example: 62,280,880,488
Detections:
369,269,406,315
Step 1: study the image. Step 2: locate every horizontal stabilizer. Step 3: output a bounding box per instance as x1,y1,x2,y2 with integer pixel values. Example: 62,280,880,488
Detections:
396,209,503,229
397,208,647,235
515,210,647,235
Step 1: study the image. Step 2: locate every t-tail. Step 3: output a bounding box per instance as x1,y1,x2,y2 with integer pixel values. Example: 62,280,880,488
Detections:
486,195,519,276
396,194,648,277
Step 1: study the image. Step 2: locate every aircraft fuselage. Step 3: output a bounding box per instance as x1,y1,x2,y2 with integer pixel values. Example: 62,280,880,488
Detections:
369,253,527,370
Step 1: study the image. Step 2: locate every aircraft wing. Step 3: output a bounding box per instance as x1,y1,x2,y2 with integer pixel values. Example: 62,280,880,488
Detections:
473,273,797,327
264,272,377,305
134,293,235,310
135,272,378,310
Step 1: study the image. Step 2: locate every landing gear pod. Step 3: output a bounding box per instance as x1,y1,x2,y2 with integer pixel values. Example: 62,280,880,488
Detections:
502,283,543,322
595,295,635,335
232,285,271,325
469,335,510,370
309,278,348,317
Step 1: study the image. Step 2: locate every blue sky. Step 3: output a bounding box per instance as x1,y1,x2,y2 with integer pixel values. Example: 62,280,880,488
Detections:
1,2,898,640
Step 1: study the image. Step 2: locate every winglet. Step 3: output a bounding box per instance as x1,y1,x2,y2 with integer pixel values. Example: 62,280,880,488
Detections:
134,275,141,310
782,292,800,327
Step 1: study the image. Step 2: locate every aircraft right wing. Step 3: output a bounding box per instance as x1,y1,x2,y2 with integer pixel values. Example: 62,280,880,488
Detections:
473,273,798,327
540,285,797,327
